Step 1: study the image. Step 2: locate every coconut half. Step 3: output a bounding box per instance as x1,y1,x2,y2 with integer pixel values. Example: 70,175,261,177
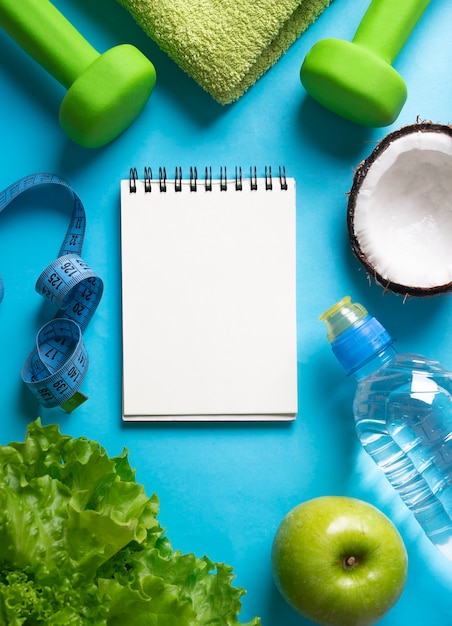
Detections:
347,122,452,297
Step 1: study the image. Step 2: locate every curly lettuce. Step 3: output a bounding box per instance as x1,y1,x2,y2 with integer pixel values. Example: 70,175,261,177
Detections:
0,419,261,625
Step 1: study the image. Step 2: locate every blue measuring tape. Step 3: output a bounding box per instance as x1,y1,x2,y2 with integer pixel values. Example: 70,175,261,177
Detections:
0,173,103,412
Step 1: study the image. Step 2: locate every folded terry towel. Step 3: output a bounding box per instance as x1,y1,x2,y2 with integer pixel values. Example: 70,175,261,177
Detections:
116,0,333,104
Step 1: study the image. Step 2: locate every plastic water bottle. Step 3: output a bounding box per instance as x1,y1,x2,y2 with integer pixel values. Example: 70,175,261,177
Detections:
320,296,452,560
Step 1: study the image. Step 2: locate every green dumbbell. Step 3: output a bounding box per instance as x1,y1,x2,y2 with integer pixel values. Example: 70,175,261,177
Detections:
300,0,431,127
0,0,156,148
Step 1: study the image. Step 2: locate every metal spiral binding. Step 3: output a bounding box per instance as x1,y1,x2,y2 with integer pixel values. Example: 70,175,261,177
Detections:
130,166,289,192
159,167,167,192
220,166,227,191
265,166,273,190
279,165,288,190
205,166,212,191
250,166,258,190
129,167,138,193
175,166,182,192
235,167,243,191
190,167,197,191
144,166,152,192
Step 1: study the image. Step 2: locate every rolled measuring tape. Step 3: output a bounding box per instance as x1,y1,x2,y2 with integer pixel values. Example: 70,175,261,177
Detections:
0,172,103,412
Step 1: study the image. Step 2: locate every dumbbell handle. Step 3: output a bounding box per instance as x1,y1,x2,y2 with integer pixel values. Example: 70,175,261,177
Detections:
353,0,431,65
0,0,98,89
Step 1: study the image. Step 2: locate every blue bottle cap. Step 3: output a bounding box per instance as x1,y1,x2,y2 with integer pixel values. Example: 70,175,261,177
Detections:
320,296,393,375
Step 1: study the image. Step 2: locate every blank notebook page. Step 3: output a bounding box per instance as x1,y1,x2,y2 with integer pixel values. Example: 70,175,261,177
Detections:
120,169,298,421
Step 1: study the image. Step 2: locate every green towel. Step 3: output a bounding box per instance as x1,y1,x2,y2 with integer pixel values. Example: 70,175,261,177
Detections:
116,0,333,104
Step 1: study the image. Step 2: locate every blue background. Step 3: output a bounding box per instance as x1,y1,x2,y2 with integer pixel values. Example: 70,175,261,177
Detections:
1,0,452,624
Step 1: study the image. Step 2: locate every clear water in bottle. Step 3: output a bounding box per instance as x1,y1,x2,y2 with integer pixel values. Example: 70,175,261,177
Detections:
321,296,452,560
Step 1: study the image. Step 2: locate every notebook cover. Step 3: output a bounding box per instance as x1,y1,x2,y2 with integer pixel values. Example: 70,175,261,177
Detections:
120,170,298,421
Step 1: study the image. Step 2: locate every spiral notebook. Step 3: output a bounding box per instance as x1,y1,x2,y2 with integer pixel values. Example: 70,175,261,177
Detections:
120,166,298,421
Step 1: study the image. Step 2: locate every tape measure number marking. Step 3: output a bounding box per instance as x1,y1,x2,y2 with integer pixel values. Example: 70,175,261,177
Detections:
0,173,103,412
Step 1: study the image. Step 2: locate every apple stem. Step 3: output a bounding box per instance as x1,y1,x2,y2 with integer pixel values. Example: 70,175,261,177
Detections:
343,556,357,570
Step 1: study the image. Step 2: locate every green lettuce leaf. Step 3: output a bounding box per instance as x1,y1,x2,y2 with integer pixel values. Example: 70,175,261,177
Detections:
0,419,261,625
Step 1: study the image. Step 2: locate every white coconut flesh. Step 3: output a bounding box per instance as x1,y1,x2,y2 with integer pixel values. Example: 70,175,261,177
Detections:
350,130,452,291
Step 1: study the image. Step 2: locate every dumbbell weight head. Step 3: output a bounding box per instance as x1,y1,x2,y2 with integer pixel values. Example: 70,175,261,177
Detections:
300,38,407,128
59,44,156,149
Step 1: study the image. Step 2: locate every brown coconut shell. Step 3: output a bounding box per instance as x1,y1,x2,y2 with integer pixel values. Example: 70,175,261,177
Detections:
347,121,452,297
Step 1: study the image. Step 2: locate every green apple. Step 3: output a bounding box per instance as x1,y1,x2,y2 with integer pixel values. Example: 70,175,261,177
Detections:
271,496,408,626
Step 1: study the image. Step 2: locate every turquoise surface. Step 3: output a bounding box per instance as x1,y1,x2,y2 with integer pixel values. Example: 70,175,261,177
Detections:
1,0,452,623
